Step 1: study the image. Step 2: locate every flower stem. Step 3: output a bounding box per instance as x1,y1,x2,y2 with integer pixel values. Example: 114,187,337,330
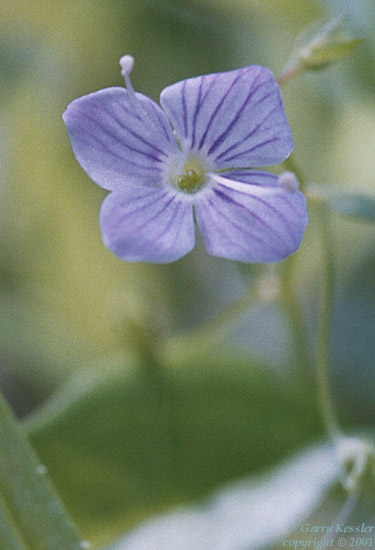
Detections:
315,202,342,440
278,64,342,439
279,157,312,381
283,152,341,439
0,388,86,550
280,252,313,382
277,62,302,87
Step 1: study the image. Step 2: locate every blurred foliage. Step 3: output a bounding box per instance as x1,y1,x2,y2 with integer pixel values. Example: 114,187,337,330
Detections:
110,440,375,549
25,353,321,545
1,0,375,547
328,192,375,222
110,442,342,550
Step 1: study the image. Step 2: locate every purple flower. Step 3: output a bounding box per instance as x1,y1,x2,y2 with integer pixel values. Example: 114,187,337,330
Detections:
63,56,308,263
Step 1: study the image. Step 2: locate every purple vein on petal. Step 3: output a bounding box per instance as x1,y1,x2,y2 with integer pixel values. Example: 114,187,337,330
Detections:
191,74,220,149
220,171,277,186
191,75,205,149
114,188,167,212
207,72,269,156
251,88,276,109
278,192,298,209
222,136,281,163
198,70,246,150
150,101,174,143
114,193,175,238
124,199,181,255
205,196,282,255
119,100,143,121
217,182,297,243
215,102,281,162
153,201,184,248
77,112,163,163
128,195,176,235
77,128,161,172
101,105,169,158
213,187,292,248
204,200,257,252
182,79,188,138
165,203,192,253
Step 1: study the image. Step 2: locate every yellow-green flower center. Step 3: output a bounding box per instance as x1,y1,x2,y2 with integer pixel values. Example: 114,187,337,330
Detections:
175,157,207,194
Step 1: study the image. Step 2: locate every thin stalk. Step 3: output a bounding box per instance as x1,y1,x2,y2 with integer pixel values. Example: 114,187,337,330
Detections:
282,150,341,439
278,63,341,442
0,389,86,550
317,486,359,550
280,252,313,381
279,156,312,380
315,202,342,440
277,62,302,87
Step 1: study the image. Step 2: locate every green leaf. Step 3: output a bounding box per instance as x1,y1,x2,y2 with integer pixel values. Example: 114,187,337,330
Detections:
110,442,341,550
0,390,84,550
329,193,375,222
24,354,321,547
111,436,375,550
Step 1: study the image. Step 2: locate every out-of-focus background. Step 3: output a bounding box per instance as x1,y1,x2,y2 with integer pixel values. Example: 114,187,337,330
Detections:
1,0,375,547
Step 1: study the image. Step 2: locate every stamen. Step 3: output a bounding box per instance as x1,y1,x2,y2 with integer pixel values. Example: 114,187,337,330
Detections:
176,169,203,193
278,171,299,192
119,55,136,98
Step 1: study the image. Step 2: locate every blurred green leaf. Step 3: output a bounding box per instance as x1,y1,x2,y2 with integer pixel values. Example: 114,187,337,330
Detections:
25,354,320,546
329,193,375,222
110,437,375,550
110,442,340,550
0,391,84,550
300,38,364,70
273,454,375,550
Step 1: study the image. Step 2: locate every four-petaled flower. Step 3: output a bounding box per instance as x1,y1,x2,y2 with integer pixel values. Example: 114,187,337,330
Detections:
63,56,308,263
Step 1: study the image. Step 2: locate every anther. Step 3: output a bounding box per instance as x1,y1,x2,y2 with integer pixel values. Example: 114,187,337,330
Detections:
278,171,299,193
119,54,136,98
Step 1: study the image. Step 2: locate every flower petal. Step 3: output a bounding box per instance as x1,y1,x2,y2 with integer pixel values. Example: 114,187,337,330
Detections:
160,66,293,168
195,173,308,263
63,87,179,191
100,186,195,263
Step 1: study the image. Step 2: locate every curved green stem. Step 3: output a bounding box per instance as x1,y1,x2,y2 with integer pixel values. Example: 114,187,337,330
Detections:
0,389,86,550
282,153,341,439
279,157,312,380
280,252,313,381
316,202,342,440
